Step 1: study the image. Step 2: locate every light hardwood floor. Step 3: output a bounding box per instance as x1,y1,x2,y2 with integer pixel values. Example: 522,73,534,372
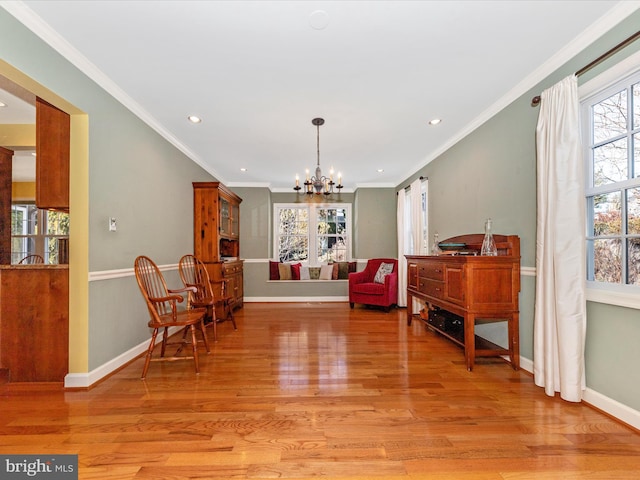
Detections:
1,302,639,479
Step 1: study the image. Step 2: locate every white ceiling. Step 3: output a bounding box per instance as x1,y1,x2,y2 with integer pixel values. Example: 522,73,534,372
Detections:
2,1,639,189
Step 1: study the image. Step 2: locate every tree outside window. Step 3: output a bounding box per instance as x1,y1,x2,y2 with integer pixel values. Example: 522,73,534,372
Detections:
584,75,640,285
275,204,351,265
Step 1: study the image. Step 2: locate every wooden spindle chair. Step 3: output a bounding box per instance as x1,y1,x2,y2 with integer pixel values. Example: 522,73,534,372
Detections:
178,254,237,342
18,254,45,265
134,255,210,379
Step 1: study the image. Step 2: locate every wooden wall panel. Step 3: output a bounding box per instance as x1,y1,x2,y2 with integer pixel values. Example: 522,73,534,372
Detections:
36,98,70,211
0,147,13,265
0,266,69,382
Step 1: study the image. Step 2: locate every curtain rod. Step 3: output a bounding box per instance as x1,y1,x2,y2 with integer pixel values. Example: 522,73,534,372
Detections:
531,30,640,107
400,176,427,193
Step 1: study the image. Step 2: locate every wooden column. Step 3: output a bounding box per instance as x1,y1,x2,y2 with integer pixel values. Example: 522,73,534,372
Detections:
0,146,13,265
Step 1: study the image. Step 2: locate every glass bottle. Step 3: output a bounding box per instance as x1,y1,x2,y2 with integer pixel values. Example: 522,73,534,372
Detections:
481,218,498,256
431,233,442,256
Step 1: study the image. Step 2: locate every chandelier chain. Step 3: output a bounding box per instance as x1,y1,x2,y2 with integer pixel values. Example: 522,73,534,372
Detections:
294,117,343,196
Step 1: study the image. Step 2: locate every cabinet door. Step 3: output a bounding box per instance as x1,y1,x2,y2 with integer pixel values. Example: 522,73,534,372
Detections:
444,266,465,305
36,98,70,211
219,196,230,236
193,187,219,262
231,202,240,237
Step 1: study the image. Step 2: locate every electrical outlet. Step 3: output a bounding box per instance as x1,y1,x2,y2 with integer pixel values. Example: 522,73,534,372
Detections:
108,217,117,232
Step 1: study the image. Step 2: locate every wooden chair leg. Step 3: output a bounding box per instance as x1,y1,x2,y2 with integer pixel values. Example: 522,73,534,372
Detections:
199,320,211,354
227,303,237,330
211,307,218,342
160,328,169,357
142,328,159,379
189,325,200,374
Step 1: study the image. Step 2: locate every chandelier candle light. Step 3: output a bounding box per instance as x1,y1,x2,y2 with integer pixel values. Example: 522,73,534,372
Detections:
294,118,343,195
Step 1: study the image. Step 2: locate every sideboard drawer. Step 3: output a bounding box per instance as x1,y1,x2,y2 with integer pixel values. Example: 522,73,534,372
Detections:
419,278,445,299
419,263,444,281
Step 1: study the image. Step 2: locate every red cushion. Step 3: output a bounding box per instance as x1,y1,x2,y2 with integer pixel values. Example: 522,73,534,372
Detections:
269,260,280,280
351,282,385,295
291,262,301,280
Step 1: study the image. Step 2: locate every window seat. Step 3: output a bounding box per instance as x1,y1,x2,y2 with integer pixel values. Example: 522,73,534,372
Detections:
267,279,348,283
269,260,356,281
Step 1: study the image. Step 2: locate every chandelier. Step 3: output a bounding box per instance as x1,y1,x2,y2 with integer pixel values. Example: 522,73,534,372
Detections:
294,117,343,195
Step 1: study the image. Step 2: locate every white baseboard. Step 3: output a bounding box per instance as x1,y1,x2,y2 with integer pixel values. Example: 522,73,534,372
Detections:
245,296,349,302
519,355,534,374
518,355,639,431
583,388,640,431
64,326,181,388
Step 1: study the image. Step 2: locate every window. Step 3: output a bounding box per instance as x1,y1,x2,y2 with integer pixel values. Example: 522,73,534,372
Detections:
274,203,351,265
402,179,428,255
11,203,69,264
582,69,640,286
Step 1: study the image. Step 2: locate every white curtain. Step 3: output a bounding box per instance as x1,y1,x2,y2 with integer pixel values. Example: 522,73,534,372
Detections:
421,180,429,255
397,188,407,307
534,74,586,403
409,178,424,312
396,178,427,309
410,178,423,255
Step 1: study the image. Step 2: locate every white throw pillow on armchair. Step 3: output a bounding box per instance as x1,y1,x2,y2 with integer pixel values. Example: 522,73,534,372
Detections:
374,262,394,284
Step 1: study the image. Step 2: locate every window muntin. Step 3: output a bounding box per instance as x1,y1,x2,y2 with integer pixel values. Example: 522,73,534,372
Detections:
316,207,348,263
274,204,350,265
584,74,640,287
10,203,69,264
277,207,309,262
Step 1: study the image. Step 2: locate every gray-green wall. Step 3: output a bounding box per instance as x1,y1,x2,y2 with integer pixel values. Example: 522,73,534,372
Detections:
397,11,640,413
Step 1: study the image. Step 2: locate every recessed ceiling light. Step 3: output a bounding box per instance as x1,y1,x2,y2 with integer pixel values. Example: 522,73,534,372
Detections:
240,168,247,172
377,169,384,173
187,115,202,124
0,101,6,107
429,118,442,126
309,10,330,30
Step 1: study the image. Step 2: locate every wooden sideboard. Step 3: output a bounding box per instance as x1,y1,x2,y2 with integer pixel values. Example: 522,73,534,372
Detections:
406,234,520,371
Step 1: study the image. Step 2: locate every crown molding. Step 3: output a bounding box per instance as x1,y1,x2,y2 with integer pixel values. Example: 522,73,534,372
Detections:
0,0,227,184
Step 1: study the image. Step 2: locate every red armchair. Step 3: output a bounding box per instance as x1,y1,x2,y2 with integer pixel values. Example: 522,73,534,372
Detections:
349,258,398,312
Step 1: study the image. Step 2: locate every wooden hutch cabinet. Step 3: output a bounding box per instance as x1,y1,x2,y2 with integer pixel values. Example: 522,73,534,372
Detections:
406,234,520,372
193,182,243,312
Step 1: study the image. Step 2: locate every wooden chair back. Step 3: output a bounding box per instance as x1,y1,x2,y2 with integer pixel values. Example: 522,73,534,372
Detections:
18,254,45,265
178,254,214,309
134,255,178,323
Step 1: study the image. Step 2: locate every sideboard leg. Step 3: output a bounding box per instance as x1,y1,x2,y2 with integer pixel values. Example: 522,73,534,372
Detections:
464,313,475,372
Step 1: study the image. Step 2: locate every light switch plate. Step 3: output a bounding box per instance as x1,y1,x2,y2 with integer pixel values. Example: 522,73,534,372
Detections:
108,217,117,232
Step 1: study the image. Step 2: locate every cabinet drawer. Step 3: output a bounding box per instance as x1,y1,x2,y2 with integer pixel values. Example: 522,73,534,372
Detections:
418,279,445,299
223,263,241,274
418,263,444,281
